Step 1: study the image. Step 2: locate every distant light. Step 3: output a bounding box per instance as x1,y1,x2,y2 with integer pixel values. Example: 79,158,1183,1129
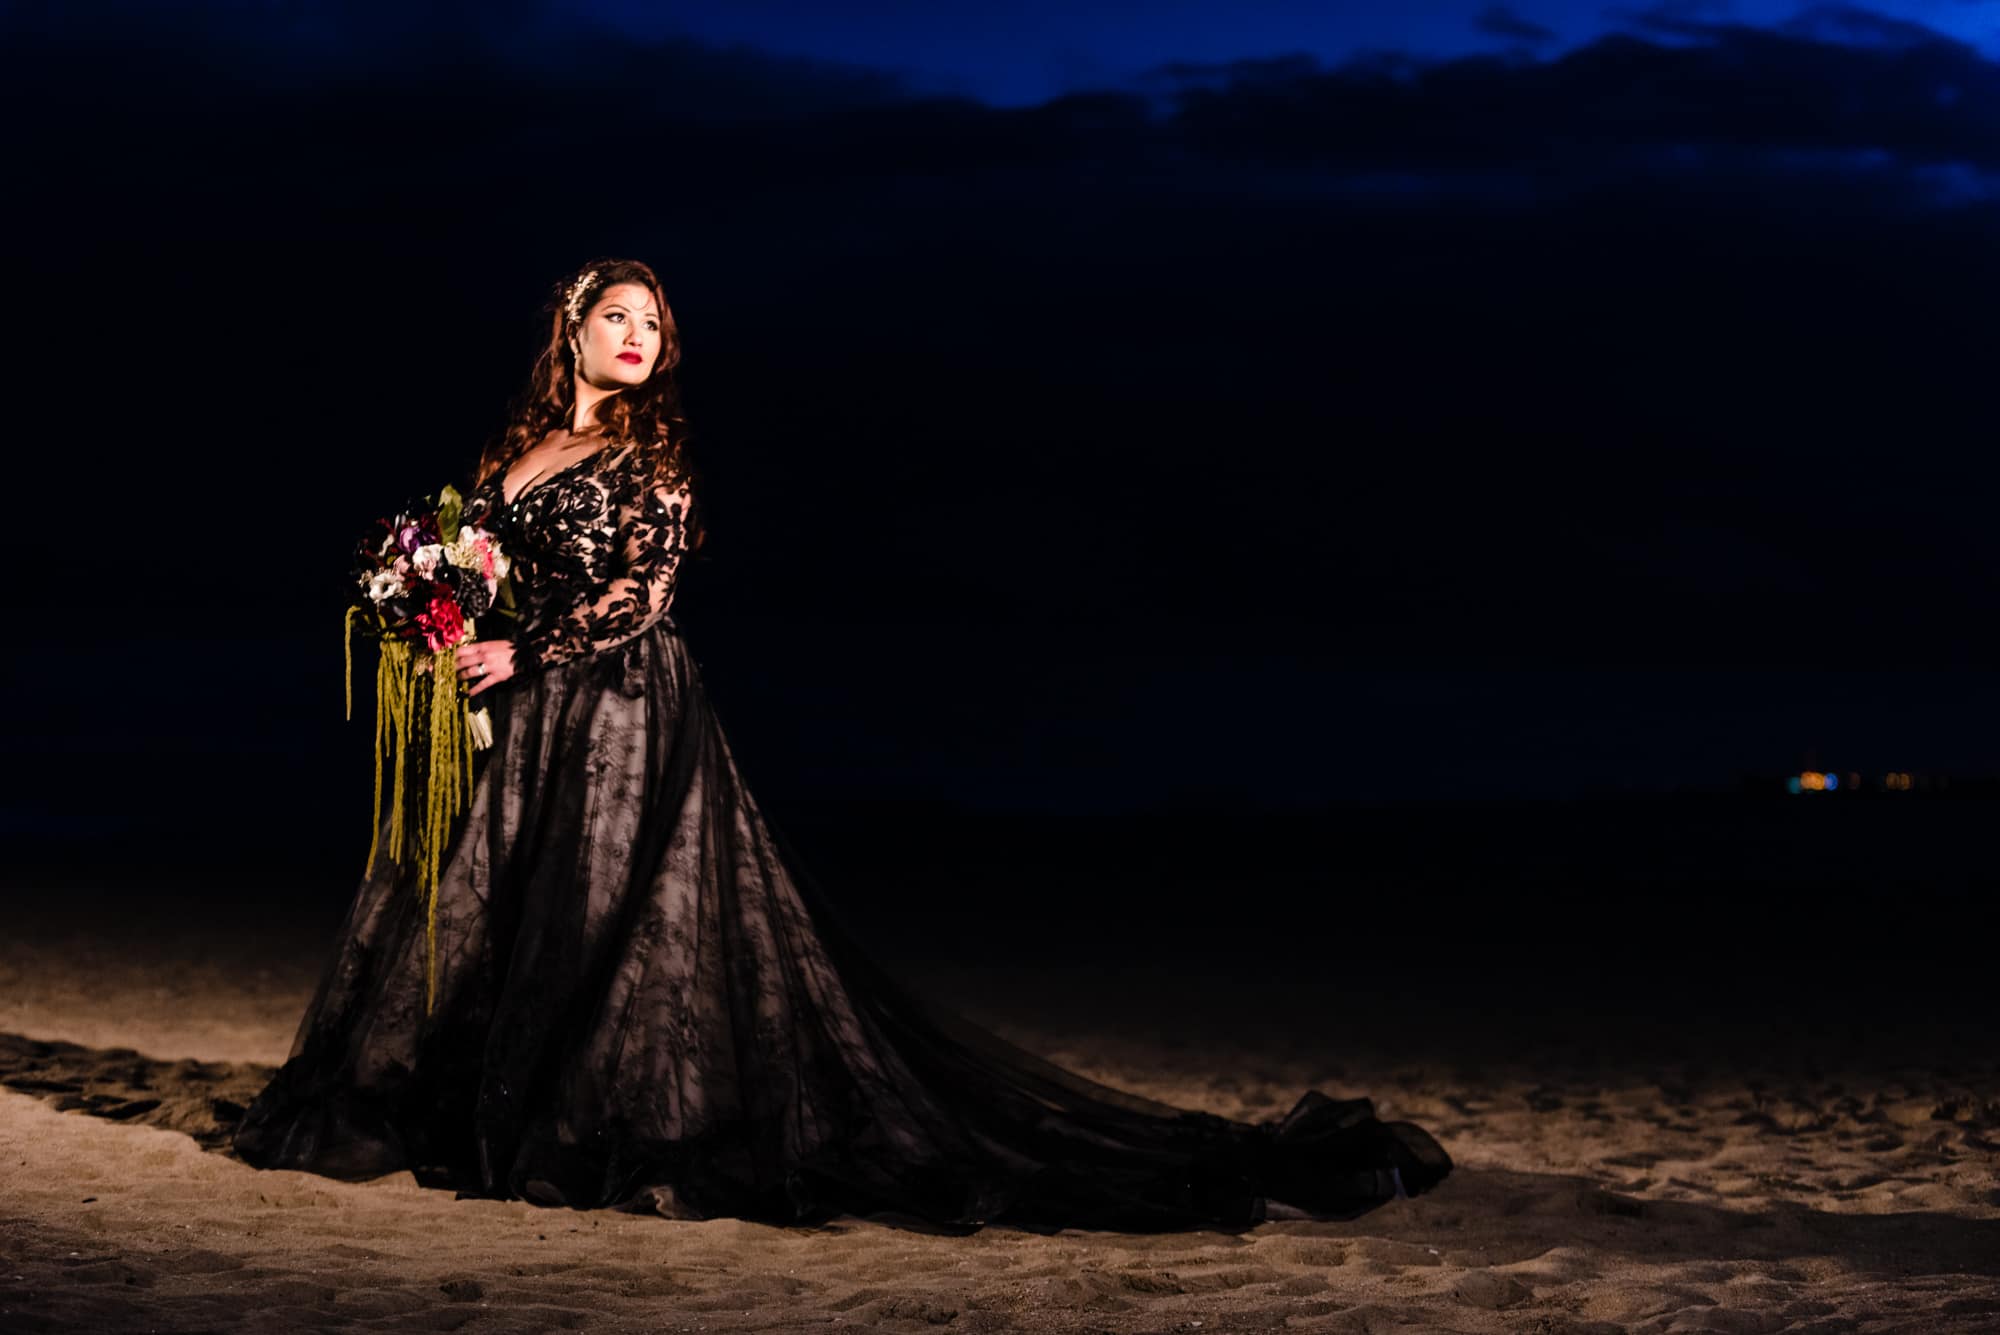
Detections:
1825,773,1839,791
1786,776,1802,794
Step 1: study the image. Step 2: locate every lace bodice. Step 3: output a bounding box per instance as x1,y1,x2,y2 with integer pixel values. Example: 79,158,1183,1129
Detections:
464,441,695,675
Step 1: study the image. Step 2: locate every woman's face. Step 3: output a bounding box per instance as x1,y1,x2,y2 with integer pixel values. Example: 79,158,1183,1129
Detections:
572,281,664,390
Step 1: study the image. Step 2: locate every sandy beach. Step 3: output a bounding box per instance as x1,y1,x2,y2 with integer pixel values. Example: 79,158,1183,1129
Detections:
1,884,1995,1335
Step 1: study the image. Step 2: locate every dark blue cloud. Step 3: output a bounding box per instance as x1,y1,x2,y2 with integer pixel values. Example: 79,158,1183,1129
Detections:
1780,1,1963,47
1475,6,1563,43
1134,10,2000,209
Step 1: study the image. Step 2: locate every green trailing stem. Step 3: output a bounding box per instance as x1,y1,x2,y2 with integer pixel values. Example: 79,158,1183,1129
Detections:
346,615,482,1016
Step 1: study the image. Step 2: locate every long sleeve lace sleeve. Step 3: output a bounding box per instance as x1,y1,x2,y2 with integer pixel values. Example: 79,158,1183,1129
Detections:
510,459,695,675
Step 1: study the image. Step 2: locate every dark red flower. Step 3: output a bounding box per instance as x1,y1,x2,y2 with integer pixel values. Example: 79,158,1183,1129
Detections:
415,593,465,651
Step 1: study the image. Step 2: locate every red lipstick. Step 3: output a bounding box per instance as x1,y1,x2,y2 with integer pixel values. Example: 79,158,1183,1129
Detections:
616,352,643,364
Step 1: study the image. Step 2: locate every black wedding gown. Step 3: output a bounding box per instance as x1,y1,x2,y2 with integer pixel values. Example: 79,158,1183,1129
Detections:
233,440,1452,1231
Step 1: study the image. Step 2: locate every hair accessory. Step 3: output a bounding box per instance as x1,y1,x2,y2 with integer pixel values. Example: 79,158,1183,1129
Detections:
563,269,601,325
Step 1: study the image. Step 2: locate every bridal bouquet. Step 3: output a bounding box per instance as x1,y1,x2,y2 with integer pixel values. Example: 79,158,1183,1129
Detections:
344,484,513,1011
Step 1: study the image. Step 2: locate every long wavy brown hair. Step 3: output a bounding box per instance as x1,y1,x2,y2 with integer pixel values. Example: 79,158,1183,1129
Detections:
475,257,704,549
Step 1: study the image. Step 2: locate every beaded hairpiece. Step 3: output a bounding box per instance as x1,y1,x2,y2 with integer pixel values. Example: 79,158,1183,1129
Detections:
562,269,600,325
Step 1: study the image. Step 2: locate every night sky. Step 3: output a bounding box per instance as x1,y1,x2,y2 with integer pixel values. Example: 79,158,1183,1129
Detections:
7,0,2000,874
617,0,2000,104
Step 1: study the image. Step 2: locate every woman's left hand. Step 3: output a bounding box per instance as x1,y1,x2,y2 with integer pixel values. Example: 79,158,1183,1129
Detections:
457,639,517,698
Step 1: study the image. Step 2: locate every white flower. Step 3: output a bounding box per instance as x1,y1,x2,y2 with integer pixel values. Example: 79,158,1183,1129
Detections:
411,543,445,578
447,527,510,583
445,529,482,571
366,569,405,604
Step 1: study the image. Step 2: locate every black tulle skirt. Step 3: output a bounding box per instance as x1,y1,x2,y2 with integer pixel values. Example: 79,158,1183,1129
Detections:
233,621,1452,1231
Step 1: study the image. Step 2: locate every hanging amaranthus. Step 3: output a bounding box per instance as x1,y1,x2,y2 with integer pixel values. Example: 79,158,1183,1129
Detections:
343,484,512,1015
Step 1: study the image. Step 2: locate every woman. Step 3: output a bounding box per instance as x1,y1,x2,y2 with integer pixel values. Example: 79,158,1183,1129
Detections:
233,257,1453,1231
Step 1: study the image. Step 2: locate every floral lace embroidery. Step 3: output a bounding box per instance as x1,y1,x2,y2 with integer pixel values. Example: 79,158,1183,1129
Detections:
466,444,694,674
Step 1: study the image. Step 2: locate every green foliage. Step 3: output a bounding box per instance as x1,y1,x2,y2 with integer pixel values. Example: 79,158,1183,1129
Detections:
437,485,463,544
